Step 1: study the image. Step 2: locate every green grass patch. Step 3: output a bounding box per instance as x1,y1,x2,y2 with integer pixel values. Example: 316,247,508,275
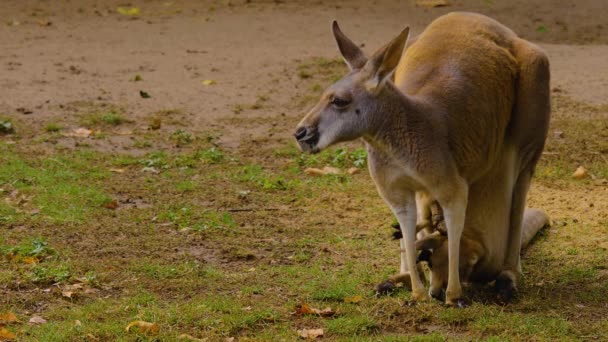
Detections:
0,147,111,223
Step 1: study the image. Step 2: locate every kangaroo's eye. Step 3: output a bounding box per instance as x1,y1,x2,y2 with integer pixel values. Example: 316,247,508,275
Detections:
330,96,351,108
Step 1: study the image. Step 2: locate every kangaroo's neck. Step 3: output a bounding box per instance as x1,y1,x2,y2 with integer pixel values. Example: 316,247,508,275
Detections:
363,82,434,159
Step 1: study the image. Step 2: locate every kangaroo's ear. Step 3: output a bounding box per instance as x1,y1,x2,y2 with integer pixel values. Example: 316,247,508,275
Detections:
363,27,409,92
332,21,367,70
415,232,446,251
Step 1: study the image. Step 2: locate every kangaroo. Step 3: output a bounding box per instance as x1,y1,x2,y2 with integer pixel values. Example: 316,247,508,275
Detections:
294,12,550,306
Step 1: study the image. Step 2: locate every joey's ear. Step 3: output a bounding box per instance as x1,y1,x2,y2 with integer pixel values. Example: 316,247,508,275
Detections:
332,21,367,70
415,232,446,251
363,27,409,92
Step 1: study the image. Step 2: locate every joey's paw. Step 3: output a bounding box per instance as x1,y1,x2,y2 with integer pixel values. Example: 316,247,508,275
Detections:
376,280,395,296
445,297,470,308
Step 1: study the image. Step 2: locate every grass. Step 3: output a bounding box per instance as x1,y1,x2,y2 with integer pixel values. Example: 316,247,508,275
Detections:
1,55,607,340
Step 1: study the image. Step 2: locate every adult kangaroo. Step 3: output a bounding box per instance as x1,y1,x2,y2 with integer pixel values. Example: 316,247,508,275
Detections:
294,12,550,306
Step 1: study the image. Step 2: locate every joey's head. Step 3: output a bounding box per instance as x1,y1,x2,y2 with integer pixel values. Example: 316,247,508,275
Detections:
294,21,410,153
416,233,482,297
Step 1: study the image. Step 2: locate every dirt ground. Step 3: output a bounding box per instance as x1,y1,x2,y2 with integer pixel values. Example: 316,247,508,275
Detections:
1,0,608,341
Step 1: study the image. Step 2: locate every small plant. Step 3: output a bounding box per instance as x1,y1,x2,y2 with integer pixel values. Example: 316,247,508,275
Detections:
171,129,194,146
199,147,224,164
45,123,62,133
0,119,14,134
139,151,168,168
100,111,127,125
0,237,56,260
29,264,71,283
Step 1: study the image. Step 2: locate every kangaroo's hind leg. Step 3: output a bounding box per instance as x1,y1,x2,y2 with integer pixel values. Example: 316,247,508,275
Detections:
497,40,551,302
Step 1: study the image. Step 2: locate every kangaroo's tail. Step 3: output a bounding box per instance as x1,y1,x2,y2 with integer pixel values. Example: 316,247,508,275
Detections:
521,208,550,249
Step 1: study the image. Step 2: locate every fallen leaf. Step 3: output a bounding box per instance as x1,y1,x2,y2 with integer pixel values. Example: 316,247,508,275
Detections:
347,167,359,175
22,256,38,264
86,333,99,341
125,321,159,334
74,320,82,327
117,7,140,16
149,118,162,130
63,128,92,138
62,291,74,298
0,311,20,324
109,168,126,173
64,283,84,291
103,200,119,210
202,79,216,86
0,328,16,340
297,328,323,339
29,315,47,325
304,168,326,176
344,295,364,304
415,0,450,7
177,333,206,341
573,166,588,179
141,166,160,174
322,166,342,175
139,90,151,98
294,303,335,317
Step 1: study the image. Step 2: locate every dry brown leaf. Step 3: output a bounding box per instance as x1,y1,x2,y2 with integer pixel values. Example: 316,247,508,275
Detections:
573,166,588,179
63,128,93,138
304,166,343,176
0,312,20,324
304,167,325,176
64,283,84,291
62,291,74,298
202,79,216,86
103,200,119,210
322,166,342,175
294,303,335,317
28,315,47,325
149,118,162,130
109,168,126,174
0,327,16,340
177,333,207,341
347,167,359,175
125,321,160,334
74,320,82,327
86,333,100,341
21,256,38,264
297,328,324,339
344,295,364,304
415,0,450,7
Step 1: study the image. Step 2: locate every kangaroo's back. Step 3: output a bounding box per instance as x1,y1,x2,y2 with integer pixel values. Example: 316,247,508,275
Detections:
394,12,520,182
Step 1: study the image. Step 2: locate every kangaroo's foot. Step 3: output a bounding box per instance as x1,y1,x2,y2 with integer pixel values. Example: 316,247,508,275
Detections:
495,270,518,304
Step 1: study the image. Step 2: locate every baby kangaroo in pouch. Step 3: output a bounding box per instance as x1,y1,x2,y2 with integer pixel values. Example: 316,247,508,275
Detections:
295,12,550,307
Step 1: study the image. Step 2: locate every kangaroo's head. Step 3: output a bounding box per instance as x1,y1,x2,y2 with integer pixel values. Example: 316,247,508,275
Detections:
294,21,410,153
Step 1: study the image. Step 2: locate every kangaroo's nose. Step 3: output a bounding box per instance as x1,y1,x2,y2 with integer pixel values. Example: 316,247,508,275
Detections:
294,126,307,141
